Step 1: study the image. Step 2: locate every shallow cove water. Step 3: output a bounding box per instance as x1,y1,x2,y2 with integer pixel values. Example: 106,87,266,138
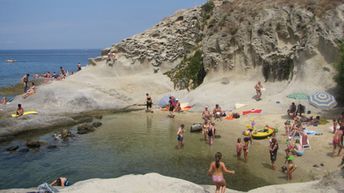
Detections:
0,111,289,191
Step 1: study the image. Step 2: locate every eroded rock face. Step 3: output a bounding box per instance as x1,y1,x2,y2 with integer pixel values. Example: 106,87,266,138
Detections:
98,0,344,88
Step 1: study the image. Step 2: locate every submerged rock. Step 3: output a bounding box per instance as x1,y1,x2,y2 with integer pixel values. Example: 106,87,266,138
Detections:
26,141,42,148
18,148,29,153
92,122,102,128
47,145,58,149
5,145,19,152
77,123,95,135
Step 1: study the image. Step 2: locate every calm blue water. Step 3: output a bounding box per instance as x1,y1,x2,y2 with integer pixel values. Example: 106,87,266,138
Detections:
0,49,100,88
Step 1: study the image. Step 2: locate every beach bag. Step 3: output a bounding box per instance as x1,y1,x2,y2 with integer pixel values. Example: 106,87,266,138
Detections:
37,183,59,193
233,113,240,119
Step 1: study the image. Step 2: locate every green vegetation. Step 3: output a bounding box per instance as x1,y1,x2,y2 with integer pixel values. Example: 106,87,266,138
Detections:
165,50,206,90
335,41,344,89
201,1,215,21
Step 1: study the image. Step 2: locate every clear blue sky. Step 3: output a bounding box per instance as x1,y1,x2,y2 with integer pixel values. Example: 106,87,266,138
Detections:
0,0,206,50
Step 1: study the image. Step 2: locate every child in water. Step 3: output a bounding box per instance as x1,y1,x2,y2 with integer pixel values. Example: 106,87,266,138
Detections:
243,137,250,162
236,138,243,160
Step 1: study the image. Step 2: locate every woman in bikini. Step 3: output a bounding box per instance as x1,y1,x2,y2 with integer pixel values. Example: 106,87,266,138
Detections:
208,152,235,193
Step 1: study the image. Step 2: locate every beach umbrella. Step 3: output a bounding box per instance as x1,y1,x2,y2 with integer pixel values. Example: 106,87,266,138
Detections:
287,93,309,100
309,91,337,109
158,95,170,107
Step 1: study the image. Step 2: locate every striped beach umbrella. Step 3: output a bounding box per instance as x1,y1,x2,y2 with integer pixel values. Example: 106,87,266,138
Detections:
309,92,337,109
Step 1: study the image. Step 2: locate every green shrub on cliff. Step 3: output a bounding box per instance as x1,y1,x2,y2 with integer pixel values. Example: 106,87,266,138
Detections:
165,50,206,90
201,1,215,21
335,42,344,88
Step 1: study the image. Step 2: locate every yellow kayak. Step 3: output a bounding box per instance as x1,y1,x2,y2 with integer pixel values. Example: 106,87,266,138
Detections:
252,127,274,139
11,111,38,118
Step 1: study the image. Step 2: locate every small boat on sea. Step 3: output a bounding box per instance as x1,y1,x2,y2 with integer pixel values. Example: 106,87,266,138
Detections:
5,59,16,63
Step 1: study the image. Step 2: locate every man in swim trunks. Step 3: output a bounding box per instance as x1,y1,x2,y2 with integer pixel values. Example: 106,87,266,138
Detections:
145,93,153,111
213,104,223,121
168,96,175,118
77,63,82,71
16,104,24,117
176,124,185,148
202,106,212,122
254,81,263,100
21,74,29,93
269,137,279,170
208,152,235,193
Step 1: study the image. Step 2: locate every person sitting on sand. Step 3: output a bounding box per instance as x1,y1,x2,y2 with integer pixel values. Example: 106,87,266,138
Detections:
296,104,305,116
23,82,36,99
0,97,7,105
176,124,185,149
287,102,297,118
269,137,279,170
50,177,69,187
292,139,304,156
202,106,212,122
254,81,263,100
145,93,153,111
213,104,224,121
236,138,243,160
16,104,24,117
208,152,235,193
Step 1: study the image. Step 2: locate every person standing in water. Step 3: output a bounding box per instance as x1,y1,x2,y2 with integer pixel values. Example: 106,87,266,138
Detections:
208,122,215,145
208,152,235,193
236,138,243,160
60,66,66,78
176,124,185,149
243,137,249,162
21,74,29,93
168,96,175,118
77,63,82,71
145,93,153,112
254,81,263,100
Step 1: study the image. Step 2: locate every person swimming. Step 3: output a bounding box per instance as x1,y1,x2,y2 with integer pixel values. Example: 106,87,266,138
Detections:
208,152,235,193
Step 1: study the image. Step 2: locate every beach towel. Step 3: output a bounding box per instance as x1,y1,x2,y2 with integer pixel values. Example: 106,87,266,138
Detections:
304,129,320,136
225,115,234,120
242,109,262,115
235,103,247,109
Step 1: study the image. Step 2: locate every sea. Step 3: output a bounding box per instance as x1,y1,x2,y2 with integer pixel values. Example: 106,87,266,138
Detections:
0,49,100,88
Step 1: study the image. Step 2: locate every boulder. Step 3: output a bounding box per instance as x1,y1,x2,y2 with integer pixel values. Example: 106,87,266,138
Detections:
26,141,41,148
92,122,102,128
5,145,19,152
77,123,95,135
190,123,203,133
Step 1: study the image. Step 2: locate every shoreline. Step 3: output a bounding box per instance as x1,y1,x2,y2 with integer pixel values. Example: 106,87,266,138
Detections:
0,172,341,193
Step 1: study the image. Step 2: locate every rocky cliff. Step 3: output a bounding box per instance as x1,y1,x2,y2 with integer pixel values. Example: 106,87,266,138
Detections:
100,0,344,90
